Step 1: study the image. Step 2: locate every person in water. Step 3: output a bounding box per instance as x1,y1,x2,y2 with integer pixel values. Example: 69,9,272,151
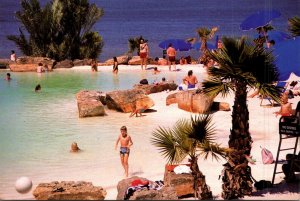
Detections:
35,84,41,92
112,56,119,74
114,126,133,178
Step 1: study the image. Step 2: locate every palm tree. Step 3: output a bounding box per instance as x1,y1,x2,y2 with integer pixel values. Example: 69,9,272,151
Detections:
288,16,300,37
196,27,218,53
202,36,281,199
151,114,227,199
254,24,274,47
127,36,145,57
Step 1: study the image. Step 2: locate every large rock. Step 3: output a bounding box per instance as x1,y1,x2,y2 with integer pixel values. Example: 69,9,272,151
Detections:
9,56,55,72
104,55,129,65
73,59,93,66
53,59,74,68
129,187,177,200
106,89,154,113
176,90,215,113
128,56,156,65
211,102,231,111
133,82,178,95
163,166,194,198
116,176,177,200
32,181,107,200
76,90,106,118
166,92,177,106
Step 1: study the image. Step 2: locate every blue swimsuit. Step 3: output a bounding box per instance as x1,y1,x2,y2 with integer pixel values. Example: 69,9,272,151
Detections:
120,147,130,156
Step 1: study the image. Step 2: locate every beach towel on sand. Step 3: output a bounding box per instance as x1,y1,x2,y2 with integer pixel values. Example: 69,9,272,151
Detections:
124,180,164,200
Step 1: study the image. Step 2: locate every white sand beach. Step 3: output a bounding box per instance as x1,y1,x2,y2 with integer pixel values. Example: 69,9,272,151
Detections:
72,64,300,200
2,64,299,200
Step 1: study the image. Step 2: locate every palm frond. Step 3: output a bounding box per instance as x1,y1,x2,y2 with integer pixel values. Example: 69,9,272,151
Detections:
197,140,227,161
288,16,300,37
151,126,188,164
202,77,233,98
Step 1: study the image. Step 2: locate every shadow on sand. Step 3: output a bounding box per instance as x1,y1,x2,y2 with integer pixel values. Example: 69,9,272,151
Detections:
251,179,300,197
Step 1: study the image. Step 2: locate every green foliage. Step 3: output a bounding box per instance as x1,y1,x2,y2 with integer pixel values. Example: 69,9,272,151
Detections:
7,0,104,61
203,36,281,103
288,16,300,37
127,36,146,56
151,114,226,164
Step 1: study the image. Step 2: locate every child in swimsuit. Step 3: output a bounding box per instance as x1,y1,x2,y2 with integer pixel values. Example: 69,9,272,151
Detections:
115,126,133,177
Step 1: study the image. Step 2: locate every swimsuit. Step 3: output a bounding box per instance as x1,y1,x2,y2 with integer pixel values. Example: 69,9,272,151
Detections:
188,84,196,89
120,147,130,156
168,56,175,62
139,52,147,58
113,63,118,71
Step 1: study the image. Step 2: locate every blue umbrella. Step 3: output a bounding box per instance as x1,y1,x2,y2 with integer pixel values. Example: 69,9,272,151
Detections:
240,10,281,31
191,42,215,50
254,31,292,43
274,37,300,81
158,39,192,51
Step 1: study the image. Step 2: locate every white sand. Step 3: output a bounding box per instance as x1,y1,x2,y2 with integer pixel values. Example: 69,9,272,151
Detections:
81,64,299,200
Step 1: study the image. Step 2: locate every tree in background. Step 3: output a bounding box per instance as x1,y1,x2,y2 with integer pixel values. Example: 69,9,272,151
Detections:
288,16,300,37
127,36,146,58
7,0,104,61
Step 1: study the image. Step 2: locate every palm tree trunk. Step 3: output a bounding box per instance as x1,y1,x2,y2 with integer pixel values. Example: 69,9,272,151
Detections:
221,81,253,199
190,156,213,200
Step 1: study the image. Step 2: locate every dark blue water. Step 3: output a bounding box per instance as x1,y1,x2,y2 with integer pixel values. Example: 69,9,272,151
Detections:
0,0,299,61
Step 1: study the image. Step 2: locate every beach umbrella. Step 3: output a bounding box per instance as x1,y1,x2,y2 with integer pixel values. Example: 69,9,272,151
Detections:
274,37,300,81
240,9,281,31
158,39,192,51
191,42,215,50
254,31,292,43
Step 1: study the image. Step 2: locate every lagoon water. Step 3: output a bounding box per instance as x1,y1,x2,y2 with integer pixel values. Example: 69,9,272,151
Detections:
0,0,299,61
0,68,194,199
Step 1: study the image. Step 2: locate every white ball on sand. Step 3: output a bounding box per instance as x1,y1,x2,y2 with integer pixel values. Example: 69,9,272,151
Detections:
15,177,32,194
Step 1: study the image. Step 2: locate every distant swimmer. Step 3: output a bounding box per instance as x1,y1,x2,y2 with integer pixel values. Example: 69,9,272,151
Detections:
70,142,81,152
5,73,11,81
35,84,41,92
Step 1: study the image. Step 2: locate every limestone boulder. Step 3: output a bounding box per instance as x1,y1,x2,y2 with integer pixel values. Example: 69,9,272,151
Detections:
73,59,93,66
9,64,38,72
116,176,149,200
116,176,177,200
76,90,106,118
104,55,129,65
211,102,231,111
16,56,55,66
32,181,106,200
9,56,55,72
53,59,74,68
163,166,194,198
106,89,154,113
129,187,177,200
133,82,178,95
166,92,178,106
176,90,215,113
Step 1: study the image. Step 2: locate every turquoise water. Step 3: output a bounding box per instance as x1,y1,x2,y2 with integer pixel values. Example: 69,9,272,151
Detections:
0,68,192,199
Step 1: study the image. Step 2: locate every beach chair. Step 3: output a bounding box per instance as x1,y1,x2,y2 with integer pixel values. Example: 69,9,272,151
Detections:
260,81,288,106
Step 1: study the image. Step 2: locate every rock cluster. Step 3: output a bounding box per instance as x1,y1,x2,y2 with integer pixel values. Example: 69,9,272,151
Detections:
32,181,107,200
